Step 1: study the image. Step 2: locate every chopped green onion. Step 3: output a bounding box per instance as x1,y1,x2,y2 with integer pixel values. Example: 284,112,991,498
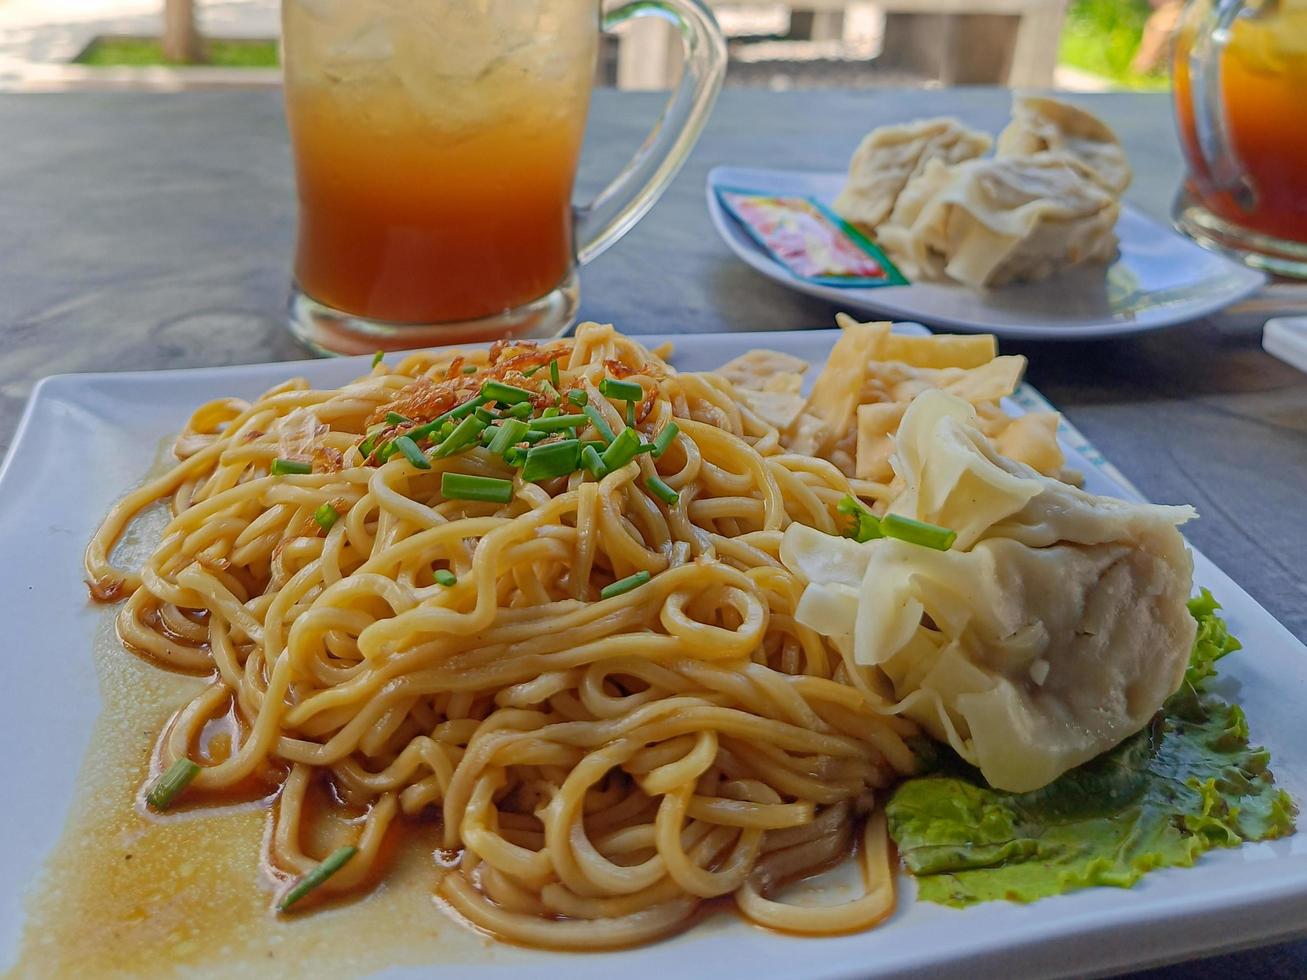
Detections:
358,436,378,459
582,440,607,452
567,389,589,407
146,758,200,810
432,415,486,458
530,414,588,432
634,442,656,455
405,396,487,444
393,435,431,470
371,351,384,368
385,412,411,426
549,359,561,389
480,425,501,446
581,445,608,478
645,475,679,506
474,407,496,424
541,406,561,419
540,380,560,403
487,418,529,456
462,364,479,375
837,495,883,543
600,427,642,471
881,513,957,551
504,447,525,467
523,363,543,377
278,845,358,912
651,423,679,458
271,458,312,475
523,429,548,444
599,378,643,402
313,502,340,530
626,401,635,427
600,570,651,600
434,569,457,587
506,401,533,420
521,439,581,482
583,405,615,444
481,379,534,404
442,472,514,504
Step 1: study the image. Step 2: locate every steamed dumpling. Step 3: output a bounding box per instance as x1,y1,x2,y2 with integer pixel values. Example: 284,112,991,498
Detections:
877,153,1120,289
997,96,1133,195
781,389,1197,792
833,117,992,231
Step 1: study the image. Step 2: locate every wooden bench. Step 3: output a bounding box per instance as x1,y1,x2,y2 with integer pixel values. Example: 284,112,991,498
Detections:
615,0,1070,90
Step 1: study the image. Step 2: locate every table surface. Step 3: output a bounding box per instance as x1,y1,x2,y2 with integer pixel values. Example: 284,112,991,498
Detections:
0,87,1304,978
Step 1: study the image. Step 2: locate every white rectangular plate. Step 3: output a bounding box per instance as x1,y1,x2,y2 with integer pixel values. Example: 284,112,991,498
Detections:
707,166,1267,340
2,330,1304,979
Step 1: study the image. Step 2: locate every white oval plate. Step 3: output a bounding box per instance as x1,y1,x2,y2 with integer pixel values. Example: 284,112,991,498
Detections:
707,165,1267,340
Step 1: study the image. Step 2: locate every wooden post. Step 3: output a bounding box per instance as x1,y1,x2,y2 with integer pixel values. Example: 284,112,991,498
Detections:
162,0,203,64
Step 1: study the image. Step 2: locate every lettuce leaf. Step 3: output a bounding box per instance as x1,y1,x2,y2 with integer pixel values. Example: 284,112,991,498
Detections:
885,589,1297,907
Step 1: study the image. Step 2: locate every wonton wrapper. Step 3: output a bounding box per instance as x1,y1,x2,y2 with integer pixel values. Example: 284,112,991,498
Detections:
997,96,1133,196
832,118,992,231
878,153,1120,290
782,390,1197,793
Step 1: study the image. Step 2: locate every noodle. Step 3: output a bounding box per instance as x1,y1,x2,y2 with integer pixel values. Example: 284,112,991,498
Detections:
85,322,917,948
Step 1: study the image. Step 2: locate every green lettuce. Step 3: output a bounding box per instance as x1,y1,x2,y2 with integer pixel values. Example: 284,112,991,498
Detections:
885,589,1297,907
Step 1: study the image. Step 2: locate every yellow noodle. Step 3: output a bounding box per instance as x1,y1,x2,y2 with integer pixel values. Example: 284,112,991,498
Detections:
85,322,916,948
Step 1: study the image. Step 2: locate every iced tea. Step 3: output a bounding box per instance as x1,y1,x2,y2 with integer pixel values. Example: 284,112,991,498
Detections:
282,0,598,324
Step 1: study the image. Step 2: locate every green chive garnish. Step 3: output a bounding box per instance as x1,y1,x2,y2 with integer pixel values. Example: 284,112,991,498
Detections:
599,378,643,402
404,396,487,444
581,444,608,478
568,389,589,407
540,380,560,403
882,513,957,551
634,442,656,455
541,406,561,419
583,405,615,444
271,458,312,475
432,415,486,458
462,364,479,375
313,502,340,530
474,407,496,424
487,418,530,456
549,359,561,388
626,401,636,427
481,380,533,405
146,758,200,810
521,439,581,482
442,472,514,504
385,412,411,426
393,435,431,470
434,569,457,587
278,845,358,912
504,447,525,467
530,414,587,432
837,495,882,543
600,427,642,471
505,402,532,420
645,475,679,506
652,423,679,458
371,351,384,368
480,425,501,446
600,570,651,600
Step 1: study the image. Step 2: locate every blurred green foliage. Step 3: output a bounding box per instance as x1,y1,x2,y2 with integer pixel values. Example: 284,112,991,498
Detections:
1059,0,1173,90
75,37,280,68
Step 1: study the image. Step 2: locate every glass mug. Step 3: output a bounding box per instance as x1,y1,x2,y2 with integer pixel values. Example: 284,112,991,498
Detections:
1173,0,1307,278
281,0,726,354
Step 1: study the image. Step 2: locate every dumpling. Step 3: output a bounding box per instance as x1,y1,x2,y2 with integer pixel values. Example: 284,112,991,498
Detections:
832,118,992,231
877,153,1120,289
782,389,1197,792
997,96,1133,195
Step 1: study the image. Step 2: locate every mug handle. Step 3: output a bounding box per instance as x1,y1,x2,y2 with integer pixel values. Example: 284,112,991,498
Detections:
573,0,727,265
1183,0,1256,210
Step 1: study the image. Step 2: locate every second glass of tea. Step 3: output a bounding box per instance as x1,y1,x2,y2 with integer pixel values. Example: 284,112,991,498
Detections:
1173,0,1307,278
282,0,726,354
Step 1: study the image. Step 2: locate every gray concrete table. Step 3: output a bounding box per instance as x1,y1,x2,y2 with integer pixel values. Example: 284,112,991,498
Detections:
0,88,1304,978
